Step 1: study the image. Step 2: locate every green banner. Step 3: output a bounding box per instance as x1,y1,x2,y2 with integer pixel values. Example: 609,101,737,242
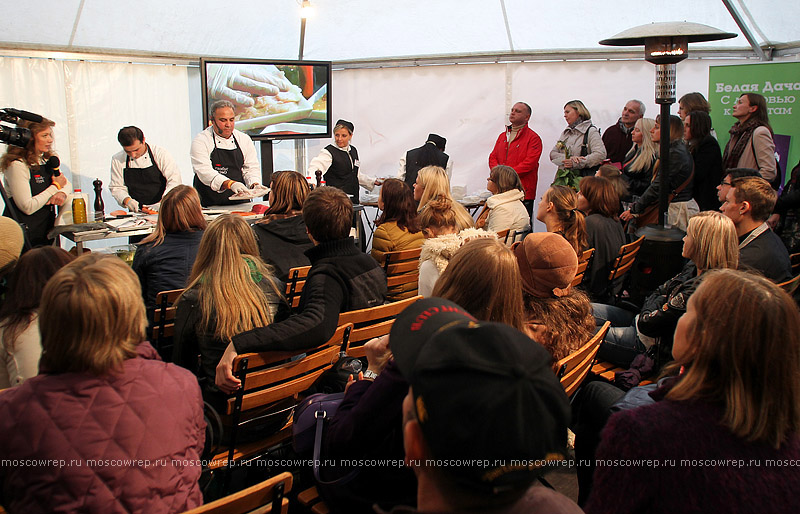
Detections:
708,62,800,184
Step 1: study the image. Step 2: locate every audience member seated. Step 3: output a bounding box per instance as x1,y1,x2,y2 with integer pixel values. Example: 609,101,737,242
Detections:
722,176,792,282
393,298,582,513
536,185,586,255
253,170,313,282
418,195,491,297
370,178,424,264
593,211,739,368
0,216,24,304
772,160,800,253
549,99,607,177
586,269,800,514
132,185,206,321
513,232,594,361
0,247,74,387
596,164,630,205
321,238,526,512
475,165,531,238
685,111,723,211
577,176,626,301
216,187,387,393
621,118,657,198
716,167,761,205
0,255,205,513
174,214,286,411
621,115,698,231
413,165,474,231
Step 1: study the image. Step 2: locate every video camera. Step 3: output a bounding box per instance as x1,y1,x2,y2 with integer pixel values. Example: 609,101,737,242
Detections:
0,108,45,148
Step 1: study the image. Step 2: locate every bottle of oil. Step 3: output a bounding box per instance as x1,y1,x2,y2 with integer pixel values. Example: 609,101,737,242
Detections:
72,188,87,224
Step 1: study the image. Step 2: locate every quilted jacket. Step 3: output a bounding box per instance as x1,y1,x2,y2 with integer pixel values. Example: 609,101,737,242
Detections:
0,342,205,514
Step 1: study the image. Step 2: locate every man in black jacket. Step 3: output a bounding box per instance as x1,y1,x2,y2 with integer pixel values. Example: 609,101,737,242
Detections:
215,186,387,392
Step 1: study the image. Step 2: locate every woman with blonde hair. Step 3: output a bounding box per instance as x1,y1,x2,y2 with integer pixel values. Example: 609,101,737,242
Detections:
593,211,738,368
417,195,491,297
587,269,800,513
132,185,206,323
621,117,657,198
549,99,607,178
174,214,286,408
475,165,531,238
0,254,205,513
253,170,313,282
536,184,587,255
413,165,474,231
1,117,70,247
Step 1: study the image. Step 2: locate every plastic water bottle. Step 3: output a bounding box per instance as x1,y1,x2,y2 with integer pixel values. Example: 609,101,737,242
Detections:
72,189,87,224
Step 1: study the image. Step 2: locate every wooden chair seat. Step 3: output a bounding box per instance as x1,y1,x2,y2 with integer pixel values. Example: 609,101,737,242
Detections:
590,360,653,387
182,471,293,514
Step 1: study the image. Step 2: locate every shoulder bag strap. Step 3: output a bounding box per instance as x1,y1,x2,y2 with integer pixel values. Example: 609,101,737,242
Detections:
312,407,360,485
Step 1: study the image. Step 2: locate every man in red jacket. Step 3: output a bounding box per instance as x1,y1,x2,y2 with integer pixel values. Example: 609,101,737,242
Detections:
488,102,543,215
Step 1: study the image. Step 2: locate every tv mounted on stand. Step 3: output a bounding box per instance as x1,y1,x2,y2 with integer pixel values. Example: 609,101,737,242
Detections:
199,57,332,186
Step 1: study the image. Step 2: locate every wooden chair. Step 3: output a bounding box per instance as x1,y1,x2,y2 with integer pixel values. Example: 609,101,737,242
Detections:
338,295,423,358
285,265,311,312
495,228,510,243
508,227,532,245
182,472,293,514
382,247,422,301
778,273,800,296
603,235,645,302
151,288,184,361
556,322,609,397
571,248,595,288
790,252,800,275
208,323,353,494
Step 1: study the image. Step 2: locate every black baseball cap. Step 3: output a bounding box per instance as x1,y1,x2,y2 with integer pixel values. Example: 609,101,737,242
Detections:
390,298,570,494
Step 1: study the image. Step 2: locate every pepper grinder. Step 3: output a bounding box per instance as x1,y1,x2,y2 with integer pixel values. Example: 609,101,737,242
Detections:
92,178,104,220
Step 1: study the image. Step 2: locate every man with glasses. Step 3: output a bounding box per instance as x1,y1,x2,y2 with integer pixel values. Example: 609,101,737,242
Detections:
110,126,182,213
716,167,761,205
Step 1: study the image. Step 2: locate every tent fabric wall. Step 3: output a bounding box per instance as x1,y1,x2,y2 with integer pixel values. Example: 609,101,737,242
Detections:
2,53,766,221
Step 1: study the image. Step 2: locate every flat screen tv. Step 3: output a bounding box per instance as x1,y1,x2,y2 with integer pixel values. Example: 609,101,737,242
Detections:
200,58,331,141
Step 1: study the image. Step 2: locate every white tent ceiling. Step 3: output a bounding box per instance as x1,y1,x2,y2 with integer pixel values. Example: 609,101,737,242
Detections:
3,0,799,63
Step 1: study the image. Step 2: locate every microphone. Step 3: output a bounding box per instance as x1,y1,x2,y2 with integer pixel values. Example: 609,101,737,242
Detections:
3,108,44,123
46,156,61,177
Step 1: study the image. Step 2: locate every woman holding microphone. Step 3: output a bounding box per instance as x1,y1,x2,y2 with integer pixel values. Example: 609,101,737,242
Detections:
1,118,69,248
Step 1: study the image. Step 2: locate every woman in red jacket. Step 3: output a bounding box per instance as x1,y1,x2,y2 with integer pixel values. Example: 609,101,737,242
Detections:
0,255,205,513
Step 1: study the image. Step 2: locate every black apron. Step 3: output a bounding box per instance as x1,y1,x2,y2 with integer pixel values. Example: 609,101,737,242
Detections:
193,132,248,207
323,144,360,203
3,160,55,247
124,145,167,206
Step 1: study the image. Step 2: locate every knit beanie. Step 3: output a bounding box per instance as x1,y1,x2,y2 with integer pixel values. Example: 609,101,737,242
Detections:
513,232,577,298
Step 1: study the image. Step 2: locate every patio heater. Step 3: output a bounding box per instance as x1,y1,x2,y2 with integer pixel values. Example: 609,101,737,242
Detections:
599,22,736,301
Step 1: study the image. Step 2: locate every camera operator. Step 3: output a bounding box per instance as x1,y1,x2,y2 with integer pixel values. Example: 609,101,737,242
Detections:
1,118,70,247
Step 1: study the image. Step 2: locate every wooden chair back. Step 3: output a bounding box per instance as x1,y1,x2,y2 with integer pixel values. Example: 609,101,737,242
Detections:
182,472,293,514
495,228,510,243
338,296,423,358
571,248,595,288
209,324,352,492
556,321,610,397
383,247,422,300
507,228,532,246
151,288,184,360
778,273,800,296
790,252,800,275
285,265,311,311
604,235,645,299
